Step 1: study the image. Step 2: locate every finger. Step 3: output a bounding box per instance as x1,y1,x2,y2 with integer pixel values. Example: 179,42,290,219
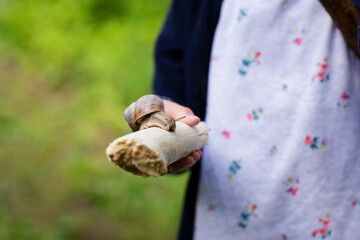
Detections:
167,156,196,174
178,114,201,127
167,150,202,174
163,100,201,127
192,149,202,160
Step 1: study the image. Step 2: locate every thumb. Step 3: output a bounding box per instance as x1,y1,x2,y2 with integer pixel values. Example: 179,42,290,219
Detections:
163,100,201,127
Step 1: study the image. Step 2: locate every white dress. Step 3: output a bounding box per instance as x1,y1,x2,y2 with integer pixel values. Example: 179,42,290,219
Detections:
194,0,360,239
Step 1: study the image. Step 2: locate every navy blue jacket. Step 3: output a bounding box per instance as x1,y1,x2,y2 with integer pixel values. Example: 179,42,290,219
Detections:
152,1,360,239
355,0,360,48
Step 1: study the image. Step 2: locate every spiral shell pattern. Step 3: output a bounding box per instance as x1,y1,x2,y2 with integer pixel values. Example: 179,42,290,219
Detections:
124,94,176,131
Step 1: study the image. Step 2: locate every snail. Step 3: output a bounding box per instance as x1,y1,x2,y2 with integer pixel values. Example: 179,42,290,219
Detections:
124,94,176,132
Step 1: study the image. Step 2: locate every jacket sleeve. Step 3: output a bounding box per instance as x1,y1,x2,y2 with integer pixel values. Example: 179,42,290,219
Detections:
352,0,360,49
152,0,187,106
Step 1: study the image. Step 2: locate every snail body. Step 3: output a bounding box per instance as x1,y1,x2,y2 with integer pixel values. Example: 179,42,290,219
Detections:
124,94,176,132
139,111,176,131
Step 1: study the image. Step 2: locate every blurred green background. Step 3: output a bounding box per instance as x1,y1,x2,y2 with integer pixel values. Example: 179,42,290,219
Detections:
0,0,190,239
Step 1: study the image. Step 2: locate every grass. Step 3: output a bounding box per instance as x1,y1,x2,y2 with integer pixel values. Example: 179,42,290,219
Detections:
0,0,190,239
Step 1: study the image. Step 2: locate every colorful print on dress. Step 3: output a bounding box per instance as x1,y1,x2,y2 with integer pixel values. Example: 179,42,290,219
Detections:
270,145,278,156
210,55,219,63
221,129,231,139
311,214,332,239
312,58,330,83
351,199,360,208
227,160,241,182
207,204,215,212
291,28,305,45
282,177,299,196
247,107,264,120
238,48,262,76
305,135,327,150
238,8,248,22
238,201,258,229
337,92,351,109
282,84,288,91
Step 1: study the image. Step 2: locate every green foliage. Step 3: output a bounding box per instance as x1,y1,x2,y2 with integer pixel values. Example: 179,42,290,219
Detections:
0,0,190,239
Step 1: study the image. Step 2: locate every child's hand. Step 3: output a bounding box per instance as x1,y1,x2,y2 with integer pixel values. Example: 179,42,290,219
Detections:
163,100,202,174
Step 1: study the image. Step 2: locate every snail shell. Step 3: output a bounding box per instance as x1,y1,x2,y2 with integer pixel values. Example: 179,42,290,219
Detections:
124,94,176,132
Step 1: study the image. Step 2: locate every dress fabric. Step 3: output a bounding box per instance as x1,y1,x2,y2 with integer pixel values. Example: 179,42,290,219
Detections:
194,1,360,239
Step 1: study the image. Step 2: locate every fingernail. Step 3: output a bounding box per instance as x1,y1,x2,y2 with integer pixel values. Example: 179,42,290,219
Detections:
188,115,200,121
186,116,200,125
